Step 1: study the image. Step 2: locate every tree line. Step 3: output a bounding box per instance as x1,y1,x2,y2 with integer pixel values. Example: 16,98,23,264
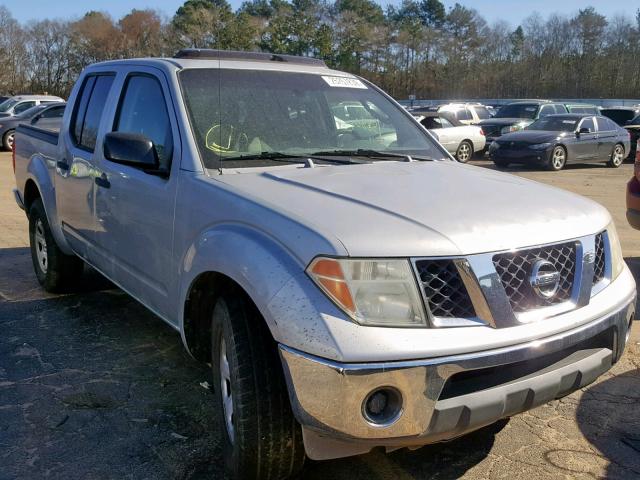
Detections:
1,0,640,100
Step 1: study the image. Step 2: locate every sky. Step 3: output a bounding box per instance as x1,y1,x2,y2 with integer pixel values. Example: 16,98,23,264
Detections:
0,0,632,26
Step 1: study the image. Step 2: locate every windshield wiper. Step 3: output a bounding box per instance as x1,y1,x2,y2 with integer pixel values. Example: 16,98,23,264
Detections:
222,151,366,165
311,149,435,162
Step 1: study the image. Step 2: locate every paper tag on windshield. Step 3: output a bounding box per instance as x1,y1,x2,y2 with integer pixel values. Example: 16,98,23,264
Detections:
321,76,367,89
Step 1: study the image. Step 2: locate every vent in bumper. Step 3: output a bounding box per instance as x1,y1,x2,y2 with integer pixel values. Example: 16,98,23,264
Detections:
415,260,476,318
493,242,577,312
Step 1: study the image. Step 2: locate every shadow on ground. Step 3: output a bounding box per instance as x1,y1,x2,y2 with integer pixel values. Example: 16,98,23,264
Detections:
574,368,640,478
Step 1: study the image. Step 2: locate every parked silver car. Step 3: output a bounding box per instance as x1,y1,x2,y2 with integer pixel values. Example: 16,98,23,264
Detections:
13,50,636,479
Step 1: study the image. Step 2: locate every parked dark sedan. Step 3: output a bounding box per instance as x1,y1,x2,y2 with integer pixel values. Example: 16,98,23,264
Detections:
0,102,65,150
488,114,631,171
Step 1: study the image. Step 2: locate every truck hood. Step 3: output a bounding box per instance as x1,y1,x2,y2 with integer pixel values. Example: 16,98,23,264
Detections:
216,161,610,257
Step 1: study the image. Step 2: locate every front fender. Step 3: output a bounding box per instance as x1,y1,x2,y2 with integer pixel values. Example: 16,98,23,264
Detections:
177,223,345,358
26,153,73,255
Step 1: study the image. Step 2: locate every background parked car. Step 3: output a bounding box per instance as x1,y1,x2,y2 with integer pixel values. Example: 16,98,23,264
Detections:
601,106,640,126
413,111,485,162
0,94,64,118
489,114,629,171
0,102,65,150
625,113,640,160
565,103,600,115
437,102,493,125
477,100,568,143
626,140,640,229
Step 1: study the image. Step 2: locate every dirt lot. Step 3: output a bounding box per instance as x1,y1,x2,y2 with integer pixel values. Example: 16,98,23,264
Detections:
1,152,639,480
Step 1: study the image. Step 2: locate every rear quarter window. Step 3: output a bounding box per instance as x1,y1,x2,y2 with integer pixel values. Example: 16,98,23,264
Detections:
71,74,115,151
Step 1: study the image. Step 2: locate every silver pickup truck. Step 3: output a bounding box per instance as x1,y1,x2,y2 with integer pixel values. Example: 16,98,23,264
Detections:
12,50,636,479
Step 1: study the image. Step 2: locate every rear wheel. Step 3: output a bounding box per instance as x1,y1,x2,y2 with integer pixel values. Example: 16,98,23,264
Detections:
2,129,14,151
455,140,473,163
211,291,305,479
607,143,625,168
28,198,84,292
547,146,566,171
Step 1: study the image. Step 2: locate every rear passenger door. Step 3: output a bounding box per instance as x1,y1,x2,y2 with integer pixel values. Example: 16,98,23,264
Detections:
574,117,598,160
595,117,617,160
94,69,180,319
56,73,115,260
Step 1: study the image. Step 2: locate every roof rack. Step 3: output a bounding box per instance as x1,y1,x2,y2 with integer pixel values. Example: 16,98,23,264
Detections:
173,49,326,67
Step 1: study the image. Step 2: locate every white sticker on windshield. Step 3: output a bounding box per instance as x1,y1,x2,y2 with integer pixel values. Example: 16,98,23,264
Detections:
322,76,367,89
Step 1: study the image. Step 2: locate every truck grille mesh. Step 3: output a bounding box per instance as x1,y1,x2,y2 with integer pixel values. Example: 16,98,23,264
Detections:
493,242,577,312
593,232,605,284
415,260,476,318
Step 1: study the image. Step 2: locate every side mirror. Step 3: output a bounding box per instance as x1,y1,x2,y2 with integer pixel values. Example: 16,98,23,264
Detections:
30,114,41,125
103,132,163,174
576,127,590,136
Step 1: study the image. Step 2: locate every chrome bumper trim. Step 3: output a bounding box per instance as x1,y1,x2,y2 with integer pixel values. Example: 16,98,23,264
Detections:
279,293,634,453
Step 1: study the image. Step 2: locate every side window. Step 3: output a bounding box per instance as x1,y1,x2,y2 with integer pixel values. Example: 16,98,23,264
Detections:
71,74,115,151
41,105,65,118
579,117,595,132
595,117,611,132
114,74,173,170
539,105,554,117
438,117,454,128
14,101,35,114
554,104,568,114
457,109,471,121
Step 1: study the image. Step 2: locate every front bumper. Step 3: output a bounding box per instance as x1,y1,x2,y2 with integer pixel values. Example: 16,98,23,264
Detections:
489,146,552,164
13,188,25,211
280,294,635,460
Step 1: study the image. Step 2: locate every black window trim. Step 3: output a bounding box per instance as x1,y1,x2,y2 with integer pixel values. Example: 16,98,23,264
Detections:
70,72,116,153
111,71,174,176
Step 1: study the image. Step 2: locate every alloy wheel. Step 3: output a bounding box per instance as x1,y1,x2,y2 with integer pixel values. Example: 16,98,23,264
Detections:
6,132,14,150
551,147,565,170
457,142,471,162
220,337,234,443
34,219,48,273
612,145,624,166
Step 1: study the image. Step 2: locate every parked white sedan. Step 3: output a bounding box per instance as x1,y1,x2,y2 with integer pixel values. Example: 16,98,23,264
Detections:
413,112,486,162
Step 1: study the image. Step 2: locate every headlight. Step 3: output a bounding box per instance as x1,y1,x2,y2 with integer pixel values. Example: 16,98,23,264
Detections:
529,142,551,150
489,141,499,150
307,257,427,327
607,221,625,280
501,125,520,134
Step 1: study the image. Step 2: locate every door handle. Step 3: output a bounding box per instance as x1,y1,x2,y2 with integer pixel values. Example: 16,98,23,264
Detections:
57,161,69,171
95,174,111,189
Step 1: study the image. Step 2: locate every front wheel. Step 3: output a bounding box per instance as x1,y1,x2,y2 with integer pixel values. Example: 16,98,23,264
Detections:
455,140,473,163
211,292,305,479
29,198,84,292
607,143,625,168
547,146,566,171
2,129,15,151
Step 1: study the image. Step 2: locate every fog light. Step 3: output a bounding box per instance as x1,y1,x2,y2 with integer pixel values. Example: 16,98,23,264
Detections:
362,387,403,426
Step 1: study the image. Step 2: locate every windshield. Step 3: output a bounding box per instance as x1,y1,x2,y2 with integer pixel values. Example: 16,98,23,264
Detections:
179,69,445,169
495,104,539,119
0,98,19,112
526,116,578,132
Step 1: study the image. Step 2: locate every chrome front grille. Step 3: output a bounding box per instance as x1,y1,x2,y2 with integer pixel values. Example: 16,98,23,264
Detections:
593,232,605,284
415,260,476,318
492,242,577,312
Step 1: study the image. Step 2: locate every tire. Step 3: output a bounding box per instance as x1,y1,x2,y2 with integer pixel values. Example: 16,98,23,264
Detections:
2,129,15,151
607,143,625,168
28,198,84,292
546,146,566,171
211,291,305,480
455,140,473,163
493,159,510,168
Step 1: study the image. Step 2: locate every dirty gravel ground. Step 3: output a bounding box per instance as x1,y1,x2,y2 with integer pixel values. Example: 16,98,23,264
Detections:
1,152,639,479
